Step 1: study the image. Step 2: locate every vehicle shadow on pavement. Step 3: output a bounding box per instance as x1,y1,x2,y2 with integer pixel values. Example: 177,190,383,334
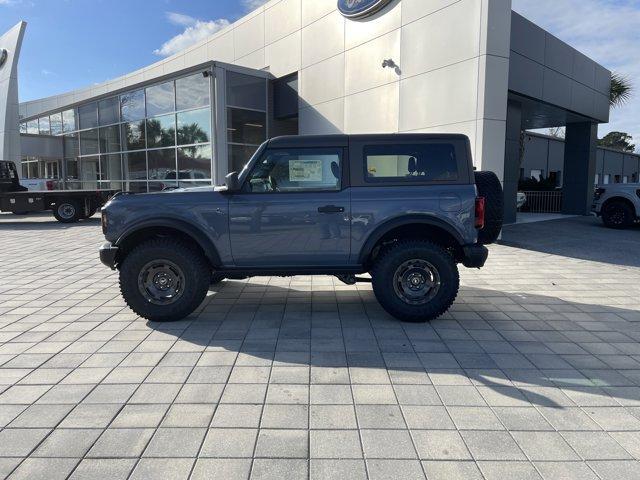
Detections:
144,281,640,410
500,216,640,268
0,213,100,230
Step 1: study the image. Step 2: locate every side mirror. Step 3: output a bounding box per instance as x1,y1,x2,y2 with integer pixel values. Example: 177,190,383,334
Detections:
223,171,240,193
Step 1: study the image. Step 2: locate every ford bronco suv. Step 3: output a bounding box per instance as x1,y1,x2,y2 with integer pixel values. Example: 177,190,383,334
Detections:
592,183,640,229
100,134,503,323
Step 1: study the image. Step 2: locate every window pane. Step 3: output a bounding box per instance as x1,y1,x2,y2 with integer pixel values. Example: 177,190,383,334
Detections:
79,156,100,182
62,109,76,132
78,102,98,130
123,151,147,180
226,72,266,111
99,97,119,126
100,154,122,180
177,108,210,145
20,123,27,134
227,108,266,145
127,182,148,193
26,120,38,134
246,148,341,193
64,134,79,157
120,89,145,122
364,144,458,182
65,158,79,180
99,125,121,153
147,114,176,148
147,148,176,181
177,144,212,181
79,129,99,155
146,81,175,116
50,113,63,135
121,122,146,151
38,117,50,135
229,144,258,173
175,74,209,111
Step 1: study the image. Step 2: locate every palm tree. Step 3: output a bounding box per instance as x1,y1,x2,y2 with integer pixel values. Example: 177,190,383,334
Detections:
610,72,632,108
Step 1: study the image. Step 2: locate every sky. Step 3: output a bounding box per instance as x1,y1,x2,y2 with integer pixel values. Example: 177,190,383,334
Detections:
1,0,638,147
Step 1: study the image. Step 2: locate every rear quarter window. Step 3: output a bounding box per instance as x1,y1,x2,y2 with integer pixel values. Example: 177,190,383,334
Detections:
364,143,458,183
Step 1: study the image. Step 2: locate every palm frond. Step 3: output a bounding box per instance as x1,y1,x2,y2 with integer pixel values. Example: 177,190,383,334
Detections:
610,72,633,108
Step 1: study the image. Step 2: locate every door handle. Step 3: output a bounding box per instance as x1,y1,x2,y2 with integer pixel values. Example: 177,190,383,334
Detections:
318,205,345,214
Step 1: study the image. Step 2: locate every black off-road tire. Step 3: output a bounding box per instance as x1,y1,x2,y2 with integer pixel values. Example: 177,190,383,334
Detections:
602,200,635,229
210,273,226,285
119,238,210,322
53,200,81,223
474,171,504,244
371,240,460,323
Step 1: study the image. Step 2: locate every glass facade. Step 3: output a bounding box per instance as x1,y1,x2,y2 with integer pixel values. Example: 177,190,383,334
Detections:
19,66,271,191
21,72,214,192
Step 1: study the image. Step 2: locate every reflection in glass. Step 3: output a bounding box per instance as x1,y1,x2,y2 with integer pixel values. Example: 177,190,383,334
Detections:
50,113,63,135
26,120,38,134
177,144,212,181
146,81,175,117
99,125,121,153
121,122,146,151
227,108,266,145
64,134,79,158
123,151,147,180
62,109,76,133
146,115,176,148
226,72,266,111
20,123,27,134
148,148,177,181
177,108,210,145
100,154,123,181
176,74,209,111
78,102,98,130
80,156,100,186
99,97,119,126
120,89,145,122
65,158,79,180
80,129,99,156
38,117,50,135
229,144,258,173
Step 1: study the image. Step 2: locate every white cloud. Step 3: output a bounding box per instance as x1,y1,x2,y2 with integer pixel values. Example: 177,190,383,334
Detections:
512,0,640,150
154,12,230,57
242,0,269,11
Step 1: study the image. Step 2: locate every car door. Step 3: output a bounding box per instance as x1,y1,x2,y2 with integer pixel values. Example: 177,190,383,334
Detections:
228,146,350,267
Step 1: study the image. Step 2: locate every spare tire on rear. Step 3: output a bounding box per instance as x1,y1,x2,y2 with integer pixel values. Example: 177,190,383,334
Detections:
474,171,504,245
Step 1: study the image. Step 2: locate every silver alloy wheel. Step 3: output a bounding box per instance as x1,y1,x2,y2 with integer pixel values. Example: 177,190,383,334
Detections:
137,259,186,305
393,259,441,305
57,203,76,220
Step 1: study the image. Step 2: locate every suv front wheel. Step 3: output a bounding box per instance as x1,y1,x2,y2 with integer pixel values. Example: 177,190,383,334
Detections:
371,240,460,323
119,238,210,322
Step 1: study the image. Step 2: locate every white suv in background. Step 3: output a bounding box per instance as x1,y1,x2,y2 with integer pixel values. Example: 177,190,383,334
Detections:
592,183,640,228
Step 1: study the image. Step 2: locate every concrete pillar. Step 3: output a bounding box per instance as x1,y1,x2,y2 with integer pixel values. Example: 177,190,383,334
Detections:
502,100,522,224
562,122,597,215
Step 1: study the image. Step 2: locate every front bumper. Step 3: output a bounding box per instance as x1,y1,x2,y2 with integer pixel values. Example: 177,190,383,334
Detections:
99,242,119,270
461,244,488,269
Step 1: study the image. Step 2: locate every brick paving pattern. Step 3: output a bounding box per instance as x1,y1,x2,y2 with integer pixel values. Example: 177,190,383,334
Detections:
1,213,640,479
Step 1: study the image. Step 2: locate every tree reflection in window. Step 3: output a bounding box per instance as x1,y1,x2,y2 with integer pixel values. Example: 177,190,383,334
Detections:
177,108,210,145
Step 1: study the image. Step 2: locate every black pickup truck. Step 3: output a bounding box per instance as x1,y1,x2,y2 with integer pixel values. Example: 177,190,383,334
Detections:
0,160,118,223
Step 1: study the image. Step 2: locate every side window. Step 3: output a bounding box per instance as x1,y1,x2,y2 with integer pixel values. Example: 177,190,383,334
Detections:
364,143,458,183
244,148,342,193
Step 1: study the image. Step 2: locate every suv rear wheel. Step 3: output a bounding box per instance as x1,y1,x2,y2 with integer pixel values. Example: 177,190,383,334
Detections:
119,238,210,322
371,240,459,323
602,200,634,229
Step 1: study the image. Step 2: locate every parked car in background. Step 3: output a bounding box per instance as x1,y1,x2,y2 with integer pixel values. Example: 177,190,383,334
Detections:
516,191,527,209
100,134,504,324
592,183,640,229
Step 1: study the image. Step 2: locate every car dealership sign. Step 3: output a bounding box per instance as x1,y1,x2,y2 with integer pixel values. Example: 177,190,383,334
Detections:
338,0,393,18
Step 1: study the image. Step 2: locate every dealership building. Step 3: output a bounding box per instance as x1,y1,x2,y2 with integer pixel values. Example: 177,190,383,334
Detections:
0,0,616,222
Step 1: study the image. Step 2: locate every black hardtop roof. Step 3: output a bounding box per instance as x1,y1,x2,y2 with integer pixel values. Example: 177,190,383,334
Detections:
268,133,470,148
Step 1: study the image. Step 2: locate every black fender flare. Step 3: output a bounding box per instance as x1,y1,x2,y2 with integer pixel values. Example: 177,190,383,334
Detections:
116,218,222,267
358,214,465,264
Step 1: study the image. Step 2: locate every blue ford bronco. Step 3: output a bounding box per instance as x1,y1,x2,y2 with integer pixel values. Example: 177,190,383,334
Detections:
100,134,503,323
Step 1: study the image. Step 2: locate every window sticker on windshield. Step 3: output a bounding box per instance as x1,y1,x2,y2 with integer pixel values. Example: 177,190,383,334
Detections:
289,160,323,182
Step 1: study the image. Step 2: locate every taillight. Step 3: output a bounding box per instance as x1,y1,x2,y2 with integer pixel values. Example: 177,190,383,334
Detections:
475,197,485,229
